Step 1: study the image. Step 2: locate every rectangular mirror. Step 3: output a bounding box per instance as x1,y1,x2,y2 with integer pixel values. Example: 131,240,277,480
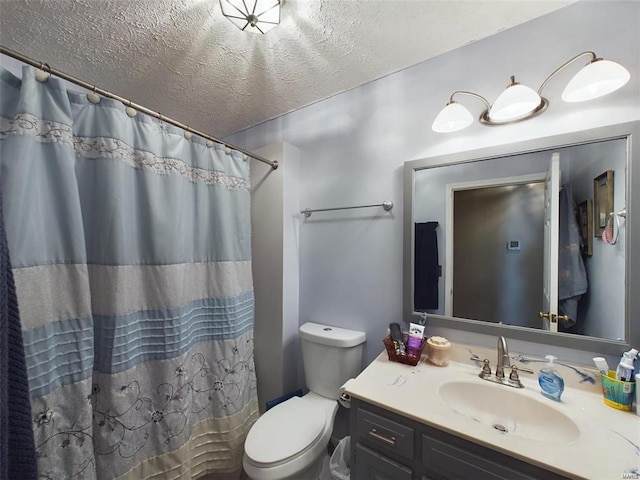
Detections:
403,122,640,356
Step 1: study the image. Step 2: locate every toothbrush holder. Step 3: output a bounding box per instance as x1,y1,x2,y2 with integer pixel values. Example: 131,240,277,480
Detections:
601,371,635,411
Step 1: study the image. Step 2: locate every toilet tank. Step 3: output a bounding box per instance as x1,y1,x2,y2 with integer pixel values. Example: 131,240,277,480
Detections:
299,322,366,400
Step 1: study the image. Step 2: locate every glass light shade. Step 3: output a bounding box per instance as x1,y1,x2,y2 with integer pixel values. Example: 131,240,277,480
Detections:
432,102,474,133
561,59,631,103
488,83,542,122
220,0,281,34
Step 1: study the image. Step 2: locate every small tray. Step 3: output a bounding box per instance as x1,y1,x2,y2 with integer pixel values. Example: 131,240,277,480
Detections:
383,333,425,366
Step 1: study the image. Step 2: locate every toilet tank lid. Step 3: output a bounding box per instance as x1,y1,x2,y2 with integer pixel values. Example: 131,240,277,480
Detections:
299,322,366,348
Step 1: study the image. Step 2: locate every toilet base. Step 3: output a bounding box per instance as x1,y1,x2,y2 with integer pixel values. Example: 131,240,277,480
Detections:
285,452,324,480
242,393,338,480
243,443,327,480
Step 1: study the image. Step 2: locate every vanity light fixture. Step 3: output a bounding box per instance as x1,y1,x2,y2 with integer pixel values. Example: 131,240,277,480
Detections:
432,51,630,133
220,0,281,34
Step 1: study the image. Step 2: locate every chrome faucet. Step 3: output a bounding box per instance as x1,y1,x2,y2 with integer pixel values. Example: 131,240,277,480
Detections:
473,336,533,388
496,336,510,378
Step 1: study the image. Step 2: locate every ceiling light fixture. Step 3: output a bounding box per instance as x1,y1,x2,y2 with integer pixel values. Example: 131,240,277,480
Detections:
432,51,630,133
220,0,281,34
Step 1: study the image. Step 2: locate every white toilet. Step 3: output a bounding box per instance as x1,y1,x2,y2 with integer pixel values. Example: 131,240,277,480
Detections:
243,322,366,480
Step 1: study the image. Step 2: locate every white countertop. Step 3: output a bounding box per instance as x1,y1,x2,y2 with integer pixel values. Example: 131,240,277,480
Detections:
344,345,640,480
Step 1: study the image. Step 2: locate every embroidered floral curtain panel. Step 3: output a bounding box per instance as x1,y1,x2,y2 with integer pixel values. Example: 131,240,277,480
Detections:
0,65,259,479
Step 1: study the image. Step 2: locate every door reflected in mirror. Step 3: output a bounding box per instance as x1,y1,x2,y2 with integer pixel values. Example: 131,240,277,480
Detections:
451,181,545,329
412,137,626,342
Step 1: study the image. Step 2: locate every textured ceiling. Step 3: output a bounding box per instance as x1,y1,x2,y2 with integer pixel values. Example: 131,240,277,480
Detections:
0,0,573,138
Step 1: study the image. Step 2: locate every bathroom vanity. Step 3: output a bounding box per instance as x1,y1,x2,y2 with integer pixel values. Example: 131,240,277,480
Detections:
350,397,566,480
345,344,640,480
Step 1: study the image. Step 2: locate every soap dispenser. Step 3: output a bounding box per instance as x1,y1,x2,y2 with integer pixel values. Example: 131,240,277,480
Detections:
538,355,564,401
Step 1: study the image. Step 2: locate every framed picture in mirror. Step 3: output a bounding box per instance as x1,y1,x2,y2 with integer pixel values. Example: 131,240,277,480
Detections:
578,199,593,256
593,170,614,238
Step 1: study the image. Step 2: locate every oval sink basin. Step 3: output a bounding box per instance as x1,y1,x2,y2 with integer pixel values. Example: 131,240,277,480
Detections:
439,381,580,443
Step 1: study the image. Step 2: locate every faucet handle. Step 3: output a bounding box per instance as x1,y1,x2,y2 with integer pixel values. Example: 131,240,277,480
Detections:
508,365,534,384
511,365,534,375
477,359,492,378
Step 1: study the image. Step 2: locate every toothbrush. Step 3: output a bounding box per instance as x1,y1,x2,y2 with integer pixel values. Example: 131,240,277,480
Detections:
593,357,610,375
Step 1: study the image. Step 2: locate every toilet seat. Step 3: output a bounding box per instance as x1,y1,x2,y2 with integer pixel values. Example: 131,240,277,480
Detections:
244,396,325,467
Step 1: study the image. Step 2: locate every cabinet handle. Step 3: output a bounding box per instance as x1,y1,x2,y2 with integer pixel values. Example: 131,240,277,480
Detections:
368,428,396,445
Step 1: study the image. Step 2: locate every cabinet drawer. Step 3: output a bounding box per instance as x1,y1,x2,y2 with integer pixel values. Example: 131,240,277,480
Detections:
357,408,414,460
354,443,412,480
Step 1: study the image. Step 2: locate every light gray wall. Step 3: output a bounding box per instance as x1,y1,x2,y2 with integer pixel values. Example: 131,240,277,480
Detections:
280,143,302,397
228,0,640,373
250,143,301,411
563,139,627,340
250,144,285,411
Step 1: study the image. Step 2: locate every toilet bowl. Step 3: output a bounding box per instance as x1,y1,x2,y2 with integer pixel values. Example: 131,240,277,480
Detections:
243,393,337,480
242,322,366,480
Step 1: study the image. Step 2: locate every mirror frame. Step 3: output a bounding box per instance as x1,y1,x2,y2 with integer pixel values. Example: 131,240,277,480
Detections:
403,121,639,357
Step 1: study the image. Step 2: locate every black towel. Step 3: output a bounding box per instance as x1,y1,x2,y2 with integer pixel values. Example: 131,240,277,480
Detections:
414,222,439,310
0,190,38,479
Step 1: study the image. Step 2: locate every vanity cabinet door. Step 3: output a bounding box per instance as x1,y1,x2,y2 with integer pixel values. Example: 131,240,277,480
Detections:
353,443,413,480
356,407,414,460
421,433,566,480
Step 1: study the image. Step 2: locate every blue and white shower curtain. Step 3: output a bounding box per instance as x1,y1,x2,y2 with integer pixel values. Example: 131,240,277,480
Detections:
0,65,259,479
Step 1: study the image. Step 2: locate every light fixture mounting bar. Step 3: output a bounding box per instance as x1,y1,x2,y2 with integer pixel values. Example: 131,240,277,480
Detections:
537,51,597,95
449,91,492,110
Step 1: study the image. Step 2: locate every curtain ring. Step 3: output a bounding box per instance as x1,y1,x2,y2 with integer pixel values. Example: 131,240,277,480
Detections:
125,100,137,118
87,85,100,104
35,64,50,82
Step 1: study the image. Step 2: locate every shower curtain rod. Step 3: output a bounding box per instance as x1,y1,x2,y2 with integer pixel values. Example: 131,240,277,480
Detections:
0,46,279,170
